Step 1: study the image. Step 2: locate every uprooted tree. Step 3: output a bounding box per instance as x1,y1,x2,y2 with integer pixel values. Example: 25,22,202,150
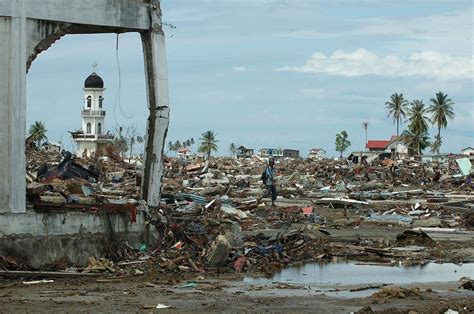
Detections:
335,130,351,158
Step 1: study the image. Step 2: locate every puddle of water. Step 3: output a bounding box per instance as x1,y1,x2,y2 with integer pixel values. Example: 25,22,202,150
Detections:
243,261,474,286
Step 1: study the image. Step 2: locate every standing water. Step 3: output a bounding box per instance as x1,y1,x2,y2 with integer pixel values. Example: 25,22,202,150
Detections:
243,261,474,286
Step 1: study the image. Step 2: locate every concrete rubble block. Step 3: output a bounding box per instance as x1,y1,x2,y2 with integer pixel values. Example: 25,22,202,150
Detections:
206,235,231,268
220,204,248,220
221,220,244,247
412,218,443,228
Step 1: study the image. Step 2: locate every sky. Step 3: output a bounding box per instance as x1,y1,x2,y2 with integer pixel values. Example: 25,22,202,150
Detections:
26,0,473,157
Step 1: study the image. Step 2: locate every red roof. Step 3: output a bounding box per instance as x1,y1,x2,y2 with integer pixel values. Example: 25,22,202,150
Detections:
366,140,390,149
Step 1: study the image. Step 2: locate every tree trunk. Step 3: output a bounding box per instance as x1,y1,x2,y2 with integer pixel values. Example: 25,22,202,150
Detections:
396,118,399,159
437,127,441,155
129,139,134,164
365,129,368,152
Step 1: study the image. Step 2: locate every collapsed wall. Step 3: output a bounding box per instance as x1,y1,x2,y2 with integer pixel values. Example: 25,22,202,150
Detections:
0,211,154,267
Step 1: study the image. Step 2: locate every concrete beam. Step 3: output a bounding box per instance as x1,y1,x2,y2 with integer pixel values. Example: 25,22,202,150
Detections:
0,0,150,30
0,15,27,213
140,13,170,207
0,0,170,212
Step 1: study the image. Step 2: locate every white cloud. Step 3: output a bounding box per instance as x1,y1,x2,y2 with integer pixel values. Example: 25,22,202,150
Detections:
233,66,247,71
278,8,473,55
275,48,473,80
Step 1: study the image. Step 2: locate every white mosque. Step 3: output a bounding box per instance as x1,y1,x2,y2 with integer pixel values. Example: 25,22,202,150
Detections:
70,66,114,157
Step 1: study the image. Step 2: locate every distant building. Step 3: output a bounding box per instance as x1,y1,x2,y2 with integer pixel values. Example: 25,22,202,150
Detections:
461,147,474,156
236,146,254,158
308,148,326,159
386,135,408,158
177,147,191,158
70,68,114,157
366,140,390,152
258,148,283,159
365,136,408,159
283,149,299,159
40,141,61,153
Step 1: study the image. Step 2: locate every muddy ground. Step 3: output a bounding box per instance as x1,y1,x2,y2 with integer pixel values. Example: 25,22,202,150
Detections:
1,202,473,313
1,273,473,313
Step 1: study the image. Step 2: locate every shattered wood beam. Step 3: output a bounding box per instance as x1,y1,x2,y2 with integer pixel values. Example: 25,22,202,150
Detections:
140,1,170,207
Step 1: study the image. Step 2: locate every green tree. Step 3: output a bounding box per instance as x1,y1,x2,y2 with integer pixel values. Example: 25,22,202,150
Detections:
428,91,454,154
385,93,408,140
407,100,429,133
174,140,181,151
335,130,351,158
431,134,442,155
404,100,430,155
361,121,369,151
198,130,219,159
29,121,48,146
229,143,236,157
167,141,173,153
401,127,431,156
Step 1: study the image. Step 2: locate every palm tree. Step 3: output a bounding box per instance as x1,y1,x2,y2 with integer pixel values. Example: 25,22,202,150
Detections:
385,93,408,140
405,100,430,155
401,127,431,156
229,143,236,158
167,140,173,153
189,137,195,152
198,130,218,159
428,91,454,155
29,121,48,146
407,100,429,132
431,134,442,155
361,121,369,151
174,140,181,152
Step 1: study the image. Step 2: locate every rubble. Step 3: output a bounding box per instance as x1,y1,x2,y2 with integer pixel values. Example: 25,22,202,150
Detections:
206,235,232,268
370,286,425,301
395,229,436,247
8,148,472,278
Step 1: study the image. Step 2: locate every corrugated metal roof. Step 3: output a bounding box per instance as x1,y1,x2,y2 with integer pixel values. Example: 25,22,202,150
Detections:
366,140,390,149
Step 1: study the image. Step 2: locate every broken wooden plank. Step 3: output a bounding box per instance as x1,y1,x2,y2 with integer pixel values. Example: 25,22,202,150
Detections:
0,270,99,278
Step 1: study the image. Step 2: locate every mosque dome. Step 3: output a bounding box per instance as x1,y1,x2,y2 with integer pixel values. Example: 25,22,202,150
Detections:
84,72,104,88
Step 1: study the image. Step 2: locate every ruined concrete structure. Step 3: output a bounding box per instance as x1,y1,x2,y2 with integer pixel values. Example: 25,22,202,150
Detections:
0,0,169,266
0,0,170,212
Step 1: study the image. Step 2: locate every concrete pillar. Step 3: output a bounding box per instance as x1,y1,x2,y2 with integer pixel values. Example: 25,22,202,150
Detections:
140,19,170,206
0,12,27,213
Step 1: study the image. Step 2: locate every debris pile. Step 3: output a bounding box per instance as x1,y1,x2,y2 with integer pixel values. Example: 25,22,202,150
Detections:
12,149,473,276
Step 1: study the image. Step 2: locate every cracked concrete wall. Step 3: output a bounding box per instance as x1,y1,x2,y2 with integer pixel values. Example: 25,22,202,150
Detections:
0,211,157,267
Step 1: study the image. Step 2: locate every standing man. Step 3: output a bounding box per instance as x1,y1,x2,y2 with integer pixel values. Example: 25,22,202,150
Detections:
261,158,277,207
